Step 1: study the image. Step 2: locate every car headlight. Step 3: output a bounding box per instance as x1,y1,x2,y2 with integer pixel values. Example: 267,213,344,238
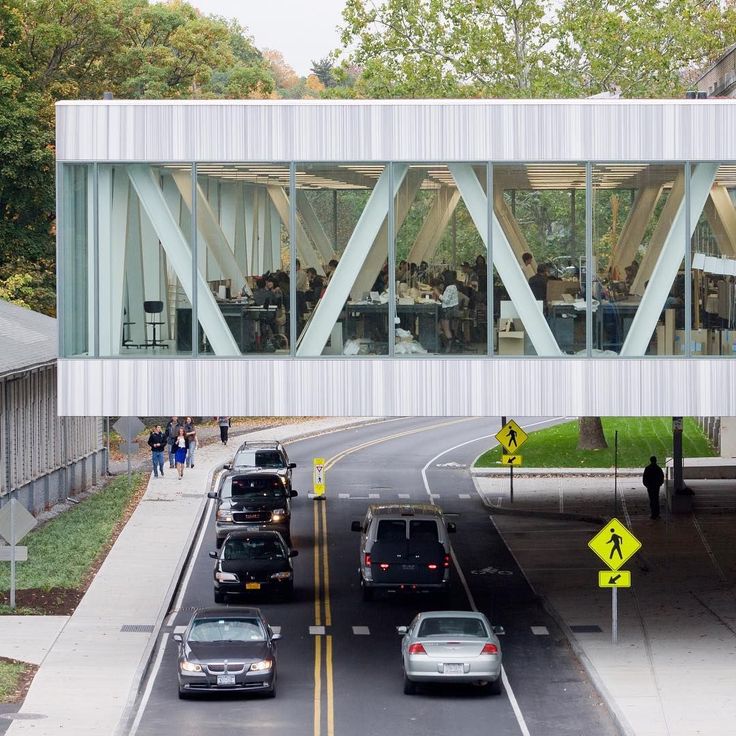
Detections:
216,509,233,522
180,659,202,673
271,508,287,521
270,571,292,580
215,571,239,582
250,659,273,671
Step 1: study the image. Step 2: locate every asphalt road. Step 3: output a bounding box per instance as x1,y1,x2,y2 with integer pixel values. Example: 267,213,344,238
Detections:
131,417,619,736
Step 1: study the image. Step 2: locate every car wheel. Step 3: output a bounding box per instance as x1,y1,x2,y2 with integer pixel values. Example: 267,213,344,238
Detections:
214,591,226,604
488,677,503,695
178,688,190,700
361,583,374,601
265,673,277,698
403,674,417,695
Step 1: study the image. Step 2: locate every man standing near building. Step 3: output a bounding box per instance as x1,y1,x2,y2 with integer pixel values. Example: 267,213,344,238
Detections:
165,416,181,468
643,456,665,520
147,425,167,478
184,417,197,468
217,416,231,446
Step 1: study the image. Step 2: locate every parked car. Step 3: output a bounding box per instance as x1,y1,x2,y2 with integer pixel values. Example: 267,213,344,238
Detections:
211,531,297,603
210,470,298,547
398,610,504,695
228,440,296,490
351,504,456,600
175,607,280,698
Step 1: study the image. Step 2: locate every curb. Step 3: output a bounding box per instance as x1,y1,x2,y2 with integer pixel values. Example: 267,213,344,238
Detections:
472,468,641,478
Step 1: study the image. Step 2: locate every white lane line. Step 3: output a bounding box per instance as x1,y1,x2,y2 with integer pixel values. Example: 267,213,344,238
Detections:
352,626,370,636
338,493,350,499
166,494,216,627
692,515,727,583
310,625,326,635
128,633,169,736
531,626,550,636
421,431,543,736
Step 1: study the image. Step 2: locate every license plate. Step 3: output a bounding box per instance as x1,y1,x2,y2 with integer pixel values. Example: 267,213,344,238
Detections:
443,663,464,674
245,525,259,531
401,564,415,571
245,582,261,590
217,674,236,686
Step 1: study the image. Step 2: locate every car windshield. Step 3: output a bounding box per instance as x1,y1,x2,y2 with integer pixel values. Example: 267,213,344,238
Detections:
234,450,285,469
224,538,287,561
418,617,488,638
222,476,284,498
188,618,266,643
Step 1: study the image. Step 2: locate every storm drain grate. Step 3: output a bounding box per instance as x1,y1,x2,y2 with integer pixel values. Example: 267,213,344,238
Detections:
120,624,154,633
570,625,602,633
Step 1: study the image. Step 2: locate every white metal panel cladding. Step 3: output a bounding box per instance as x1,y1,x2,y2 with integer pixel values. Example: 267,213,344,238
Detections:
58,358,736,417
56,100,736,163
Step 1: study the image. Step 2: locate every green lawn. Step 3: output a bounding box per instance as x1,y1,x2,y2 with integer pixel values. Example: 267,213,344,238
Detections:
474,418,715,469
0,659,28,703
0,473,144,593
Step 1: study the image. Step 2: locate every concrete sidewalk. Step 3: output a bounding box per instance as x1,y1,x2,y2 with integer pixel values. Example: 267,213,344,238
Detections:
475,474,736,736
1,417,382,736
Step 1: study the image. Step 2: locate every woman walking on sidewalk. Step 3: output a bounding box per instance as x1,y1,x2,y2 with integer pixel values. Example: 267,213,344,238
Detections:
217,416,231,445
173,427,188,479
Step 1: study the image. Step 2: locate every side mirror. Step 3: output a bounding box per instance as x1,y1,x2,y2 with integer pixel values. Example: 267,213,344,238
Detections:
208,551,217,559
351,521,363,532
447,522,457,534
290,490,298,498
207,491,218,499
492,625,505,636
396,626,408,636
288,463,297,469
223,463,232,470
289,549,299,557
271,633,282,641
173,633,182,642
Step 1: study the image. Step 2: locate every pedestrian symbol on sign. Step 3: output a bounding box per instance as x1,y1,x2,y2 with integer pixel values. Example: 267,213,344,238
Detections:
311,457,326,499
606,528,624,561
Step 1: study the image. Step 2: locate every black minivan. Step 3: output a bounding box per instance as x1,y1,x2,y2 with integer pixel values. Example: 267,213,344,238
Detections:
210,470,298,547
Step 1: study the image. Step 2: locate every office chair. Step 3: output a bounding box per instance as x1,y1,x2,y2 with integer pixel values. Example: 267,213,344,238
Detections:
143,301,168,349
121,307,135,348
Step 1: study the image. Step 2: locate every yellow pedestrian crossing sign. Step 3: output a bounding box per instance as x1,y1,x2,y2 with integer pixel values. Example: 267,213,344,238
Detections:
495,420,528,454
598,570,631,588
502,454,522,466
588,518,641,571
313,457,326,497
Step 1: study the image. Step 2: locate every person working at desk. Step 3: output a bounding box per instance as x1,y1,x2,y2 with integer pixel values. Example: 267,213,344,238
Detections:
528,263,549,309
522,252,536,279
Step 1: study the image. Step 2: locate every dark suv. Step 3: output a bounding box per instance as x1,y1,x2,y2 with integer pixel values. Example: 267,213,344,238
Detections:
209,470,298,547
229,441,296,491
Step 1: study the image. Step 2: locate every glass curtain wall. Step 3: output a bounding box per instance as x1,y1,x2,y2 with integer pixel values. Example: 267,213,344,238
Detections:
394,164,488,356
294,163,387,356
195,164,291,355
593,164,685,356
96,164,193,356
59,164,92,357
690,164,736,357
493,165,586,356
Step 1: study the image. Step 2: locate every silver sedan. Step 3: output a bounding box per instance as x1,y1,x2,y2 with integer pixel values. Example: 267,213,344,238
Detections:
398,610,504,695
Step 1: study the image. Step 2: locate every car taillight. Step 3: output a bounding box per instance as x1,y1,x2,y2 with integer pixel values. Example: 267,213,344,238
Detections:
364,553,371,567
443,554,450,568
408,643,427,655
481,643,498,655
427,563,438,570
379,563,389,571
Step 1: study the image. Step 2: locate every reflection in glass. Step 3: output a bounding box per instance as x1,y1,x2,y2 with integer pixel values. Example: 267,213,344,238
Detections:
593,164,685,356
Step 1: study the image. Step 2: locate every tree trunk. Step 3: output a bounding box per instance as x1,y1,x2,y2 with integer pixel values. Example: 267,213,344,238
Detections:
577,417,608,450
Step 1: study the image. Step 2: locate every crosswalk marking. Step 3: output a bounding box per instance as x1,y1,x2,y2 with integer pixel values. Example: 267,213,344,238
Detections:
459,494,471,499
338,493,350,499
331,492,475,500
398,493,411,499
352,626,370,635
271,626,281,634
309,626,326,635
368,493,380,499
531,626,549,636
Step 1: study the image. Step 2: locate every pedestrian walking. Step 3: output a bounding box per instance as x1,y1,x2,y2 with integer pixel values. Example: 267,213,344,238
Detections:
173,426,188,479
642,455,665,520
217,416,231,445
147,424,167,478
184,417,197,468
165,416,181,468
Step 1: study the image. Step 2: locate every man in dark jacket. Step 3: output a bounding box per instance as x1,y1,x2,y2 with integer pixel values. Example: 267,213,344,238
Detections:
165,417,182,468
643,456,665,520
148,425,167,478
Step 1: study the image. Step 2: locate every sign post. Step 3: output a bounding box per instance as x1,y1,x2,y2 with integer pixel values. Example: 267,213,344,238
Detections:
495,419,528,504
310,457,326,500
588,518,642,645
0,499,37,609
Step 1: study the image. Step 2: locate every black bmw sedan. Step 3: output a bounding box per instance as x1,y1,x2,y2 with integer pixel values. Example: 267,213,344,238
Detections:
175,607,280,698
211,531,298,603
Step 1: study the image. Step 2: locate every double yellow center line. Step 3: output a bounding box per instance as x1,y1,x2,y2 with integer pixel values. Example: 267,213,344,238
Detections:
311,418,473,736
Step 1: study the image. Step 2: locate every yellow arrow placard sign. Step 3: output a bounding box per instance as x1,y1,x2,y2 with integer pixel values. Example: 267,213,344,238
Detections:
502,454,522,466
495,420,528,454
588,518,642,571
598,570,631,588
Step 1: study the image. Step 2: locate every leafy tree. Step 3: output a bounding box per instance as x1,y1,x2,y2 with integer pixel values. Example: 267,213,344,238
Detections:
310,56,336,88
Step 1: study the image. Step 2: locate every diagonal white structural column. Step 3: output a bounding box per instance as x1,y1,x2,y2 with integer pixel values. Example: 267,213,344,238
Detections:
621,163,718,356
493,189,533,264
220,182,247,273
408,186,460,264
297,165,409,356
127,165,240,356
704,186,736,258
267,186,324,273
296,191,336,263
171,172,248,293
449,164,562,356
609,184,663,276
